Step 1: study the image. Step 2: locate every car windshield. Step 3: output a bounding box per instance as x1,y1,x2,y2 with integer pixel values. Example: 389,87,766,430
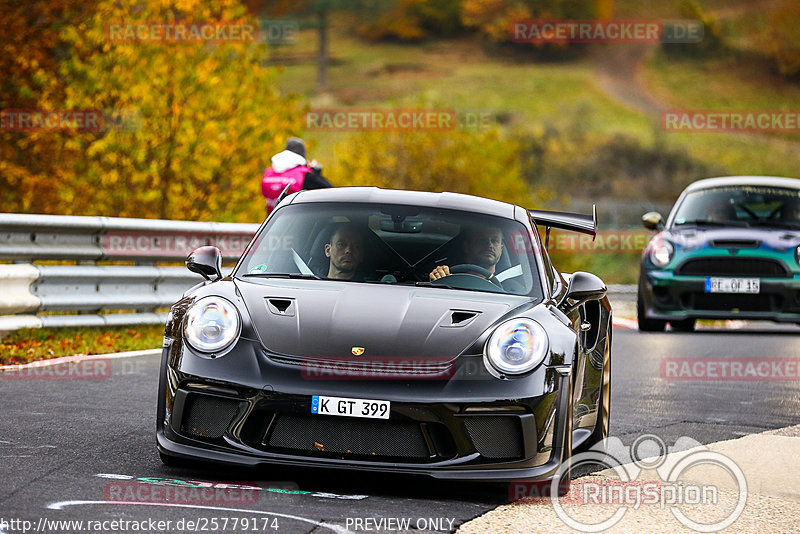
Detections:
671,185,800,229
235,202,543,298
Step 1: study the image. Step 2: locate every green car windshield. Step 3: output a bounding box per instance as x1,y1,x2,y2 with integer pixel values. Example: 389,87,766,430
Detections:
235,202,544,298
672,186,800,229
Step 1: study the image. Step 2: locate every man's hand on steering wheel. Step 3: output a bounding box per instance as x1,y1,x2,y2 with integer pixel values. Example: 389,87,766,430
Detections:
429,264,494,280
429,265,452,281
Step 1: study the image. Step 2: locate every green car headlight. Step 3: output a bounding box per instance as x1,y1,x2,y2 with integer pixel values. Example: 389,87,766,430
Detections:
649,236,674,267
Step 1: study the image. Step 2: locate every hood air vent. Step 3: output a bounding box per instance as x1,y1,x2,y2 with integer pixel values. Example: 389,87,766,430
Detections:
441,310,480,328
266,298,295,316
710,239,760,248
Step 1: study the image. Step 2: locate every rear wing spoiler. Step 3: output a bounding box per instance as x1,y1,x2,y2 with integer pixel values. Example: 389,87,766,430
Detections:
528,205,597,248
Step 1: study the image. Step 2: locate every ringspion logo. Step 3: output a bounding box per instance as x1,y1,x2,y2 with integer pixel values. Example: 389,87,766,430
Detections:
510,434,747,532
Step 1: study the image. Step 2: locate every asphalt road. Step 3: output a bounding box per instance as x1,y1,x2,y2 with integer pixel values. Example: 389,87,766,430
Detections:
1,324,799,534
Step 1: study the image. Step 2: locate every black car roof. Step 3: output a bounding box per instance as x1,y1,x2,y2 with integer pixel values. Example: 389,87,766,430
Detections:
287,187,518,219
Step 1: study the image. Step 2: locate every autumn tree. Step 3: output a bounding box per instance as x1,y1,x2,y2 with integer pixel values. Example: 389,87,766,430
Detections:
767,0,800,78
355,0,465,42
333,127,548,207
40,0,304,222
461,0,595,48
0,0,97,213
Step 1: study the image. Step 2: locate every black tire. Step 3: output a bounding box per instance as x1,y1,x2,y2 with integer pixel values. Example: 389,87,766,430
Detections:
637,292,666,332
669,318,696,332
579,331,611,453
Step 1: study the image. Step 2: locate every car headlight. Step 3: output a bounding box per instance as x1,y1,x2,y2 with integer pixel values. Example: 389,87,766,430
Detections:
484,319,549,375
795,245,800,266
184,296,241,354
649,236,674,267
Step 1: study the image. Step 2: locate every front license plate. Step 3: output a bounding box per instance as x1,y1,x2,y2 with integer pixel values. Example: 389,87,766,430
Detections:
705,277,760,294
311,395,390,419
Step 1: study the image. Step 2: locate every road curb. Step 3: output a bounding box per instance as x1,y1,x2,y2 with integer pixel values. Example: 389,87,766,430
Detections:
457,425,800,533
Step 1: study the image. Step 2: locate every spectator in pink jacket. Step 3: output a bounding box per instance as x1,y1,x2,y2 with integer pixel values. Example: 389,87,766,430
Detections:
261,137,332,212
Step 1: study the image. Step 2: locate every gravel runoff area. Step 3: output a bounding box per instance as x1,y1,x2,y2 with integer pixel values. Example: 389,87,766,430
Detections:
457,426,800,533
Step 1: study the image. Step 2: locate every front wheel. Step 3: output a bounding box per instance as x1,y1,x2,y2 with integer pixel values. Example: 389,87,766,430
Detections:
637,292,666,332
579,331,611,453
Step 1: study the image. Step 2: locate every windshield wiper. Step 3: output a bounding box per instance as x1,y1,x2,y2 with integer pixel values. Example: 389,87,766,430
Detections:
675,219,748,227
241,272,320,279
746,220,800,230
414,281,455,289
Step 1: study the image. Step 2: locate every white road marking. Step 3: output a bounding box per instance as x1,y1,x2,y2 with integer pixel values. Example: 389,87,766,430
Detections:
94,473,368,499
47,501,351,534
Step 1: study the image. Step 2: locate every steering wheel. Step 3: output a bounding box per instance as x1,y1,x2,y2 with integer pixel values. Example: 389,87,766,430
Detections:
449,264,493,277
447,264,504,288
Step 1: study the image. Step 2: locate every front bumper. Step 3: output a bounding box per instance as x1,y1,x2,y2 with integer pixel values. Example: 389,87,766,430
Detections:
641,270,800,322
156,341,573,482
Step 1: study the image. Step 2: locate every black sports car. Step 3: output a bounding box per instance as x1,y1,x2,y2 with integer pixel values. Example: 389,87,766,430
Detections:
156,187,612,483
638,176,800,331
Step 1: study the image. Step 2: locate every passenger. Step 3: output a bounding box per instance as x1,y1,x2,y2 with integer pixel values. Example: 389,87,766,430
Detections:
782,199,800,222
261,137,332,213
429,226,503,282
325,224,365,280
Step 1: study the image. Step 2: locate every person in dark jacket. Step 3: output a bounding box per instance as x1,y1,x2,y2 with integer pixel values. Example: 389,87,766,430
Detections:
261,137,331,212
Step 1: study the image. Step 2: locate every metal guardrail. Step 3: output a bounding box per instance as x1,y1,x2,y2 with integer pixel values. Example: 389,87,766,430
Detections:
0,213,259,262
0,213,638,338
0,213,260,338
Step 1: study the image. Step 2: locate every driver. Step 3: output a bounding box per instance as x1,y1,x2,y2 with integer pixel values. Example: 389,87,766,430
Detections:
325,224,365,280
429,226,503,282
705,195,735,223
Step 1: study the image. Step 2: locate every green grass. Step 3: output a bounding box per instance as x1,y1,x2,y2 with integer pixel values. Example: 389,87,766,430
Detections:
642,50,800,179
273,26,658,167
0,325,163,365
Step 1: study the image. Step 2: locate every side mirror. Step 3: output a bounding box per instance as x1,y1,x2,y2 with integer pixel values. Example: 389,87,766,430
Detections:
642,211,664,231
562,271,607,309
186,246,222,281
